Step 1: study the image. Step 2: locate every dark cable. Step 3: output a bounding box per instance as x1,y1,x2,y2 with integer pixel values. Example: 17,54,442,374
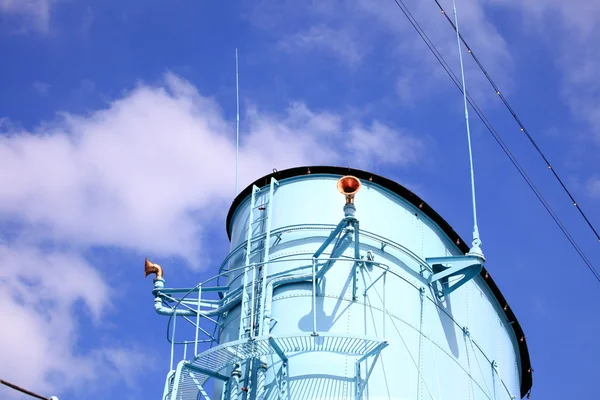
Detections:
391,0,600,282
431,0,600,243
1,379,49,400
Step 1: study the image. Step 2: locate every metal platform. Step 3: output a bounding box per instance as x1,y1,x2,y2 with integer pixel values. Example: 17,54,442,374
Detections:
165,332,388,400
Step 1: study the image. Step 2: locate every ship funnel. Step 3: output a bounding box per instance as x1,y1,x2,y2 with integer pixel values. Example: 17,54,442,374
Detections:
337,175,361,204
146,167,532,400
144,258,163,280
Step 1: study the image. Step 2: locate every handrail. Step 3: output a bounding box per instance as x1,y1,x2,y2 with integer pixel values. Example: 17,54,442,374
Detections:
159,253,517,400
164,256,425,346
217,223,433,276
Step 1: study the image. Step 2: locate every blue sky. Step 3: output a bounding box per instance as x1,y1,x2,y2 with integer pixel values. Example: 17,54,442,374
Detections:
0,0,598,399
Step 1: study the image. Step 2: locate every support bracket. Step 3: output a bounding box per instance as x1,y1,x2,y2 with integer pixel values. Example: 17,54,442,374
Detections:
316,229,353,280
185,362,230,382
268,336,288,364
313,216,359,281
354,341,389,400
426,254,484,298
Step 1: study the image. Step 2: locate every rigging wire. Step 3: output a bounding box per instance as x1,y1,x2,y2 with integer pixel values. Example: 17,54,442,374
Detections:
1,379,52,400
390,0,600,282
431,0,600,244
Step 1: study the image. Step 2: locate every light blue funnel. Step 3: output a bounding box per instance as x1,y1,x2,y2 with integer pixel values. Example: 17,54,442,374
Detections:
148,166,532,400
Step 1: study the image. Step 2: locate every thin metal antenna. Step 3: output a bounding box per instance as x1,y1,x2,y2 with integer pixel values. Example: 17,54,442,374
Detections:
235,48,240,195
452,0,483,258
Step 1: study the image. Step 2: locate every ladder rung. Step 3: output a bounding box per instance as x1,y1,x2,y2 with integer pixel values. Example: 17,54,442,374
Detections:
246,228,263,236
248,239,263,247
246,233,263,243
248,242,262,249
240,178,277,340
247,233,264,242
251,217,268,224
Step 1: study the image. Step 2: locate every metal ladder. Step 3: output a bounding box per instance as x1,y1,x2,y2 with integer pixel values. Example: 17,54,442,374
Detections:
238,177,278,340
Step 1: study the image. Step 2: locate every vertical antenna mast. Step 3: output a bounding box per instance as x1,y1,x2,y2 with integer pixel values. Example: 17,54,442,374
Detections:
235,48,240,195
452,0,484,258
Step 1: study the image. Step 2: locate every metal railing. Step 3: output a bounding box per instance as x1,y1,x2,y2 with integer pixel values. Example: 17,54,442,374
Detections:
155,224,515,400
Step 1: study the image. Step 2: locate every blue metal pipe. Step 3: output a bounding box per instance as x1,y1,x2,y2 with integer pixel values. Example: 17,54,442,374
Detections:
152,270,316,319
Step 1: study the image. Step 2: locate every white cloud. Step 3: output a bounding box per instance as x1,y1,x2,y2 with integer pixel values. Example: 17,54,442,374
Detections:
360,0,513,100
32,81,50,94
492,0,600,142
99,346,154,388
0,245,147,398
395,72,416,106
0,0,53,31
495,0,600,38
348,121,425,167
0,73,423,263
587,177,600,199
251,0,513,103
279,25,364,65
0,73,423,396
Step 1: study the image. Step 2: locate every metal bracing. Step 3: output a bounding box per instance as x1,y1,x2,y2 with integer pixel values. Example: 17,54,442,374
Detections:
267,336,288,364
313,216,361,287
315,229,353,280
313,219,349,259
312,214,365,303
186,363,230,382
363,268,388,295
354,341,389,400
427,254,484,298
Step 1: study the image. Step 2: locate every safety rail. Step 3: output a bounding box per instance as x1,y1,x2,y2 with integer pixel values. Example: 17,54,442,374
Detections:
157,254,513,400
217,223,433,283
152,216,491,400
156,254,515,400
159,254,472,367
